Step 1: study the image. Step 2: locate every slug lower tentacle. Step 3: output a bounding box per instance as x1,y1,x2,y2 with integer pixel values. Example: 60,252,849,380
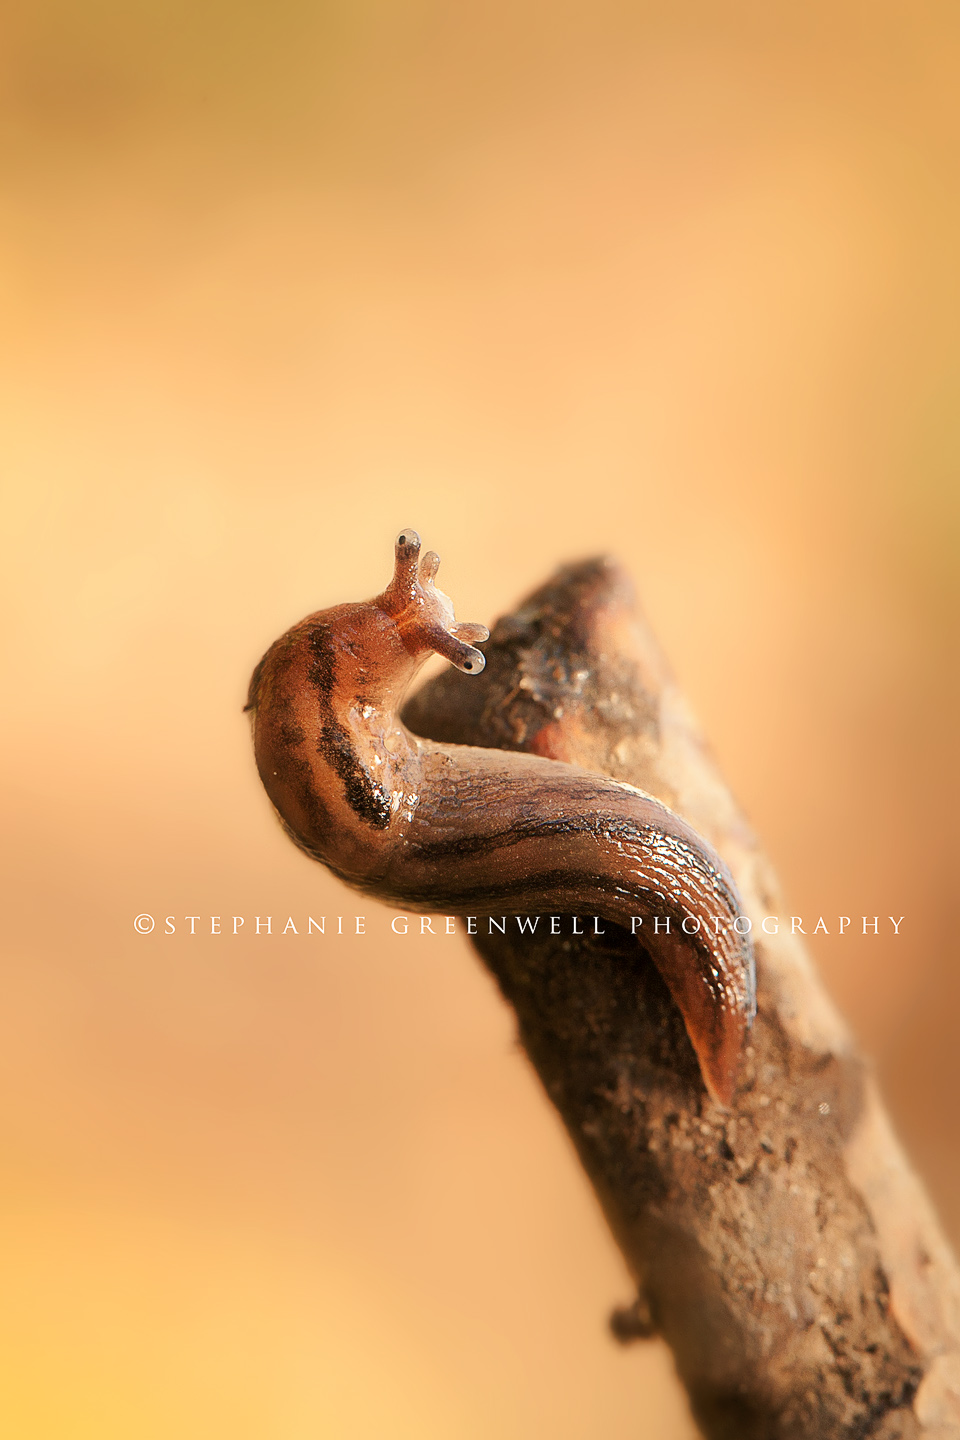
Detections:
246,529,756,1104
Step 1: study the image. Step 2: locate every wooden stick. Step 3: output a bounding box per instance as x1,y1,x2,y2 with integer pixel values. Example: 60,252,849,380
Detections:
403,556,960,1440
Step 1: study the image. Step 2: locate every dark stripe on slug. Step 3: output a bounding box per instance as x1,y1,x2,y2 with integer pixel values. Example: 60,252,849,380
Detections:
307,624,392,830
407,822,745,971
411,812,735,900
410,811,615,859
244,653,267,711
318,720,392,828
382,865,742,973
381,864,638,912
272,750,336,850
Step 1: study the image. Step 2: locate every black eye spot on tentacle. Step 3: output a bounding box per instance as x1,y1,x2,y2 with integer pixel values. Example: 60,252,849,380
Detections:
456,645,485,674
423,621,487,674
392,529,424,596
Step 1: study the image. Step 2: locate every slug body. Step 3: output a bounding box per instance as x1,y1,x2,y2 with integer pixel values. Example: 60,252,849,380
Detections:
246,531,756,1104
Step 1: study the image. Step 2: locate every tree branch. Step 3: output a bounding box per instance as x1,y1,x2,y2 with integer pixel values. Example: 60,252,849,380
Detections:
403,556,960,1440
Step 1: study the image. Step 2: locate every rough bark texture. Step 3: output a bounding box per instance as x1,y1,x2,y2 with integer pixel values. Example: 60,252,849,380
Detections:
402,557,960,1440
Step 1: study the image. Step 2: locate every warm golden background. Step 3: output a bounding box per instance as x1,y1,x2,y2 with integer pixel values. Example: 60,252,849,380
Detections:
1,2,957,1436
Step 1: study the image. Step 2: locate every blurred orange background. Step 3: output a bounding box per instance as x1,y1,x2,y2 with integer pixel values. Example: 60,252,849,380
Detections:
1,2,957,1436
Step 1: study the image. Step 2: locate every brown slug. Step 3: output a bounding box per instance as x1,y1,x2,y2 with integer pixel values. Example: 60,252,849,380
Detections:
245,530,756,1104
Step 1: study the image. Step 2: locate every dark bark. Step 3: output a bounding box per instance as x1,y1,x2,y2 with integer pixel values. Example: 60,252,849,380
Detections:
403,557,960,1440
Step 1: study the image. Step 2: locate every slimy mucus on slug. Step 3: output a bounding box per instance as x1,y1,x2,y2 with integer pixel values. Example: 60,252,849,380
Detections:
245,529,756,1105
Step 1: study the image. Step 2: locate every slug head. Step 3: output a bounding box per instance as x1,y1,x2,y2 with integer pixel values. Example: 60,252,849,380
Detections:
381,529,489,674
